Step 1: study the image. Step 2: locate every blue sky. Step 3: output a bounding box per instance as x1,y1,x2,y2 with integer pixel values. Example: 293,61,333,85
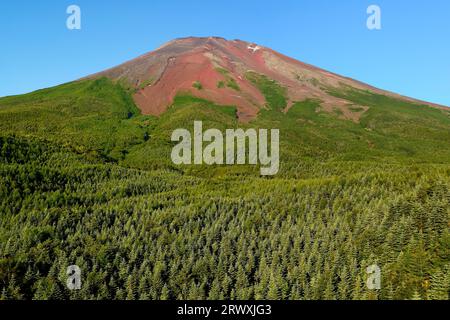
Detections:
1,0,449,106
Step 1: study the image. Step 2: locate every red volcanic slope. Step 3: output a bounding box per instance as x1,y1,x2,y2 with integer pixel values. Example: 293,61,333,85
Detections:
90,37,445,122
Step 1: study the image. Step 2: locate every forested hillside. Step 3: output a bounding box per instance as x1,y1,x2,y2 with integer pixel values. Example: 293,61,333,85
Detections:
0,78,449,300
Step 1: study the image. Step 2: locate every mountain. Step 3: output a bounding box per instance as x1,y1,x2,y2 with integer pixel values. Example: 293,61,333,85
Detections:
1,37,449,168
0,37,449,301
90,36,447,122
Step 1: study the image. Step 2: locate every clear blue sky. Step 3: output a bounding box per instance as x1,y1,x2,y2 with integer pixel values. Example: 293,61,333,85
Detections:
1,0,449,106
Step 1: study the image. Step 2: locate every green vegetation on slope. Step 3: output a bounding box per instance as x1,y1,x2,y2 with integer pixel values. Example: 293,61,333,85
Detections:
216,68,241,91
0,135,448,300
192,81,203,90
0,78,153,161
0,77,449,300
246,71,287,112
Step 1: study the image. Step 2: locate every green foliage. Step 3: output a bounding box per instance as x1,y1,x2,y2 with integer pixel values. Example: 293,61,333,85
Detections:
192,81,203,90
226,78,240,92
137,78,155,90
246,71,287,112
216,68,240,91
0,78,151,162
0,78,449,300
216,68,230,76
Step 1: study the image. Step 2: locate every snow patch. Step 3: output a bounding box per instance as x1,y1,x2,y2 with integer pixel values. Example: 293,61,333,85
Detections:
247,45,260,53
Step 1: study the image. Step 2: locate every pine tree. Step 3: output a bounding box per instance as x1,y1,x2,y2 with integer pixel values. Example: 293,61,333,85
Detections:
267,273,280,300
160,285,170,300
429,268,449,300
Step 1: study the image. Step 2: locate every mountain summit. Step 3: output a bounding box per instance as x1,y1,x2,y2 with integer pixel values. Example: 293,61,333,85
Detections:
91,36,445,122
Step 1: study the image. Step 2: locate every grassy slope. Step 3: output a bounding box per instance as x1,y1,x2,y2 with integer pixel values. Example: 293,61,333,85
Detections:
0,78,152,160
0,77,449,300
1,76,450,172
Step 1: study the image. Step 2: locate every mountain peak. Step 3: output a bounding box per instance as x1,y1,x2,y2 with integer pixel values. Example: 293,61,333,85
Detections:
91,37,446,122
